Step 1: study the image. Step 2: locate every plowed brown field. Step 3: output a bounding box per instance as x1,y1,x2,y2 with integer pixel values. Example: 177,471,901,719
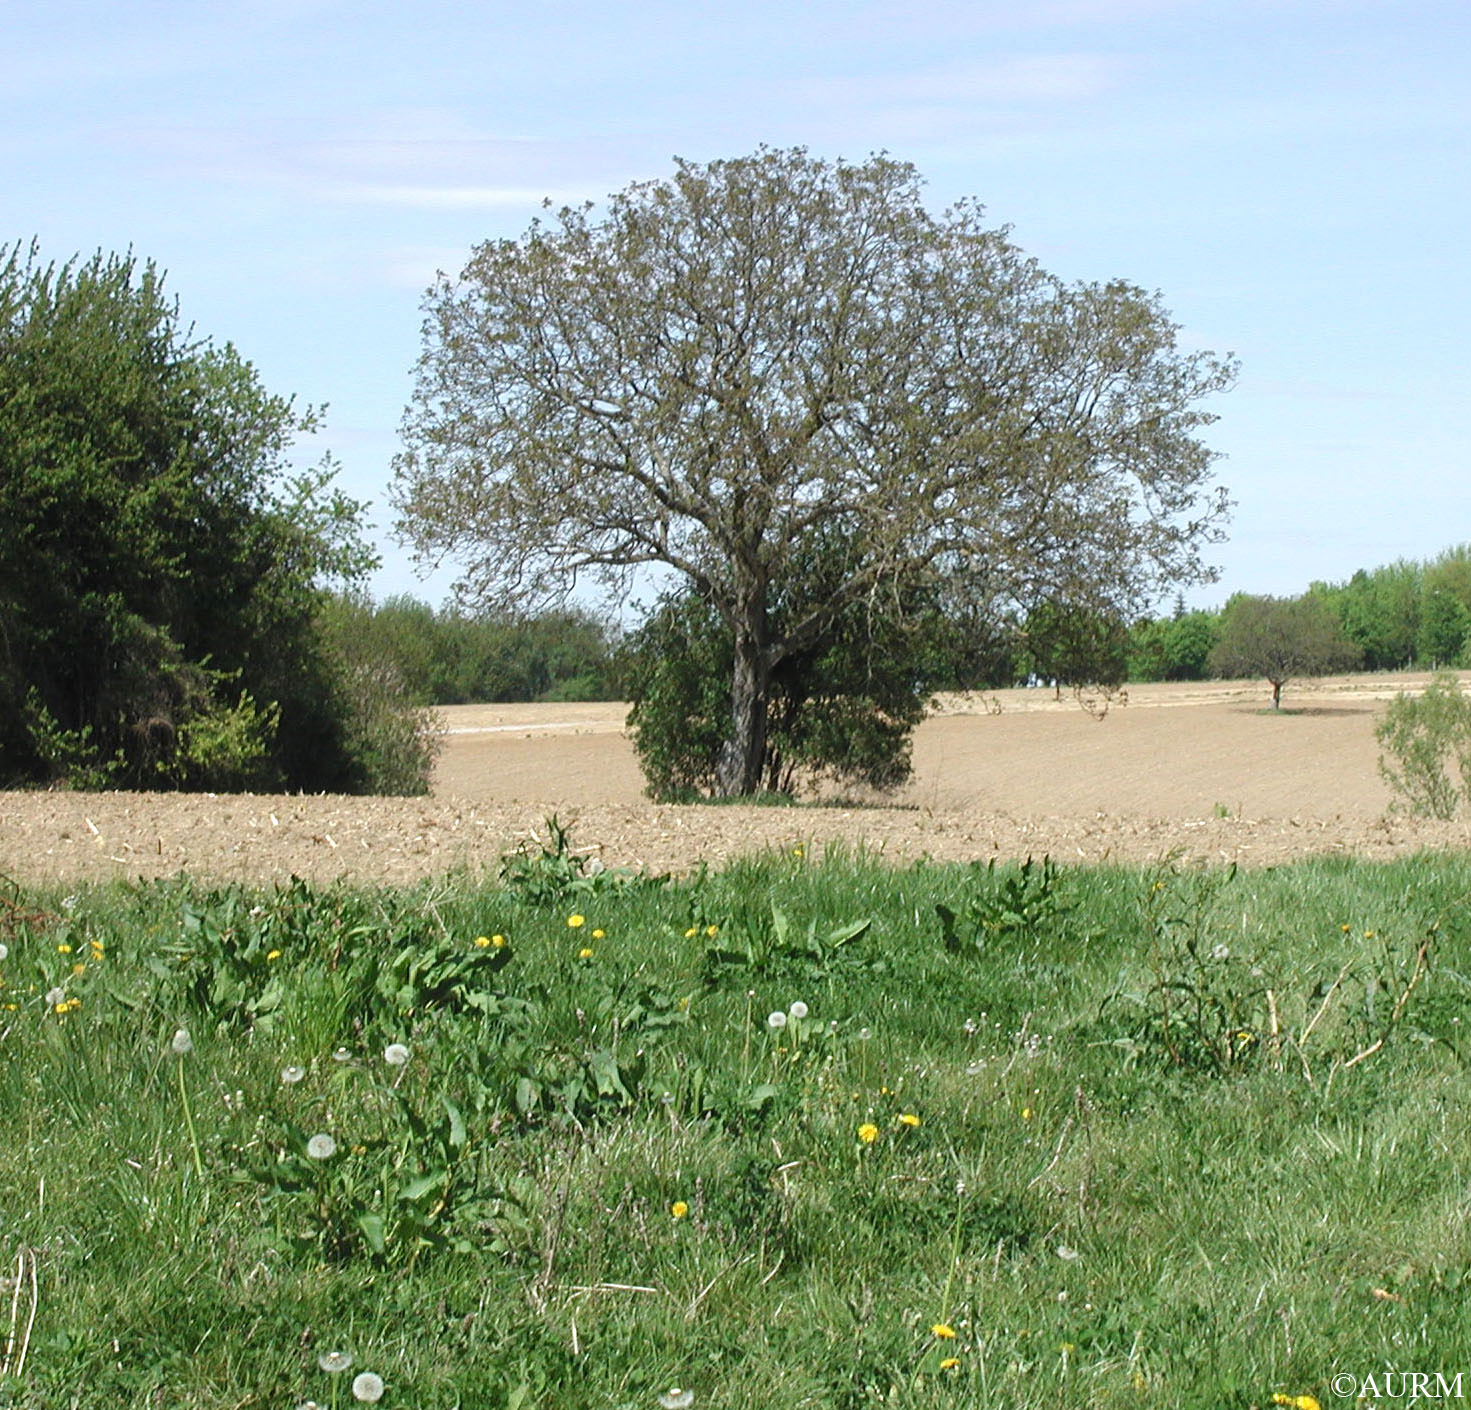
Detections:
5,674,1469,888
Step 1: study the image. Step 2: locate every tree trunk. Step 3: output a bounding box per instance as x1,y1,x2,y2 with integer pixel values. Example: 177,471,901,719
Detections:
716,625,771,797
1271,678,1283,710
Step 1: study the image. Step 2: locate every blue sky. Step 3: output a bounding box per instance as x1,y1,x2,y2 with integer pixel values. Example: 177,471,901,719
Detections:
6,0,1468,615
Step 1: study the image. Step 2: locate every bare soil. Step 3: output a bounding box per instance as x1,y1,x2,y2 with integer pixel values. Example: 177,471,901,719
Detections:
5,674,1470,888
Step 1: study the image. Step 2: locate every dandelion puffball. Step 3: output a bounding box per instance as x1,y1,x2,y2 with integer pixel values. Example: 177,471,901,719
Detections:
44,986,66,1007
0,943,8,961
383,1043,410,1067
788,1000,808,1020
332,1046,352,1063
766,1011,787,1030
171,1028,194,1055
351,1371,385,1402
280,1065,306,1085
317,1350,353,1373
306,1134,337,1160
658,1389,695,1409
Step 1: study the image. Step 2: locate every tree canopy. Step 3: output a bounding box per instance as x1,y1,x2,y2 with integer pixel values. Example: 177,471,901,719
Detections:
1208,593,1361,709
0,241,432,792
394,148,1235,795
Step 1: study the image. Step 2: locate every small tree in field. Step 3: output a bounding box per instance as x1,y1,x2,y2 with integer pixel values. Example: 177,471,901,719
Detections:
1208,594,1361,710
394,148,1235,796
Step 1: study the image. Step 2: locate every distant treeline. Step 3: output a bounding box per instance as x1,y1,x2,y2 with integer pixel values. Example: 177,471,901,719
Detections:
323,595,620,705
1128,545,1471,684
342,545,1471,714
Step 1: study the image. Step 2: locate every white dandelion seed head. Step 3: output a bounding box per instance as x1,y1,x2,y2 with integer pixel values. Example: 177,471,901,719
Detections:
383,1043,410,1067
858,1027,872,1041
963,1018,978,1034
317,1349,353,1373
0,942,8,961
351,1370,385,1402
171,1028,194,1055
766,1010,787,1030
1055,1244,1080,1261
1211,944,1231,960
307,1134,337,1160
332,1046,352,1063
788,1001,808,1020
280,1065,306,1085
45,986,66,1007
658,1389,694,1409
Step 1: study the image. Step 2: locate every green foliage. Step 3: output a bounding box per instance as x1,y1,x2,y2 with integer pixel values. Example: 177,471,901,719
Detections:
1018,603,1130,695
395,148,1234,795
321,593,618,705
1376,672,1471,818
936,856,1067,956
1208,592,1362,707
0,240,436,794
498,814,657,904
701,902,875,984
624,576,937,800
1128,606,1220,682
10,855,1471,1405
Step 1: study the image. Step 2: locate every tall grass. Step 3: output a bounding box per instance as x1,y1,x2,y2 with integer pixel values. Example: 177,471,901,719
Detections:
1,847,1469,1408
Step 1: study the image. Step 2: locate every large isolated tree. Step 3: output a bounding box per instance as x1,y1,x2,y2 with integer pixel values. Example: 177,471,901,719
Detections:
393,148,1236,796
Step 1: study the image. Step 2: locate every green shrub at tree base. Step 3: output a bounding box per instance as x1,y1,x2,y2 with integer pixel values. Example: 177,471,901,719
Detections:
623,569,942,801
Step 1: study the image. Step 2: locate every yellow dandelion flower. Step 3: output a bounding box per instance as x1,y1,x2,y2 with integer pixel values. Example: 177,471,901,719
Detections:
898,1113,921,1128
71,963,86,977
671,1200,689,1219
67,998,81,1011
705,924,719,937
1272,1396,1323,1410
492,933,507,947
1021,1107,1033,1121
54,1002,68,1014
1364,930,1375,939
592,928,605,939
567,914,586,928
1340,923,1352,932
857,1122,879,1144
57,943,72,954
266,949,281,961
931,1323,957,1339
474,935,492,948
793,845,804,858
684,927,699,938
578,947,594,960
939,1357,960,1370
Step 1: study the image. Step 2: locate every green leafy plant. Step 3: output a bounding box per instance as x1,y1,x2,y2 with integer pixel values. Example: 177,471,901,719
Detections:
702,902,873,983
499,814,655,904
936,856,1066,957
1376,672,1471,818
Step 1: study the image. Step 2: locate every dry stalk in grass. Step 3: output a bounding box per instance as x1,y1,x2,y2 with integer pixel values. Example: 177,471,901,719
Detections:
1,1245,38,1381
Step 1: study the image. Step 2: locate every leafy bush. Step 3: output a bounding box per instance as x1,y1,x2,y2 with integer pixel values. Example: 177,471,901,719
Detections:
1376,672,1471,818
623,579,937,800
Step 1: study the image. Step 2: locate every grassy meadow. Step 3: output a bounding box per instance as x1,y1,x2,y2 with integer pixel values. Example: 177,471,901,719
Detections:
2,837,1470,1409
